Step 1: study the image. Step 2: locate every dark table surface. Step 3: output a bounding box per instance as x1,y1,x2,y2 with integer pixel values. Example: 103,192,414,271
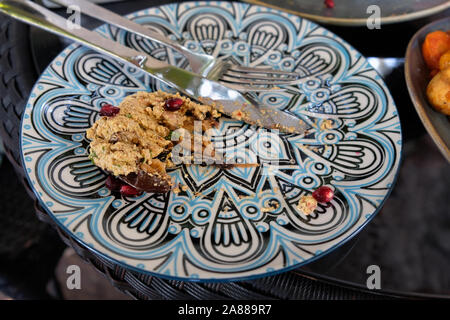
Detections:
16,0,450,298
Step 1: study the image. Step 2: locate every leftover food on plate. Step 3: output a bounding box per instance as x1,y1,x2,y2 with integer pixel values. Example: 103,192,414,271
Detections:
86,91,221,194
297,186,335,215
297,195,318,215
87,90,338,200
422,30,450,115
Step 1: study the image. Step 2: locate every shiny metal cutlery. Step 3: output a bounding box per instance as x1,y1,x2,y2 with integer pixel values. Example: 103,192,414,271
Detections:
49,0,303,92
0,0,309,134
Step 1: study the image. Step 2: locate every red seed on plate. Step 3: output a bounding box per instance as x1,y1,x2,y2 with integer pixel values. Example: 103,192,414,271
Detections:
120,184,142,197
164,98,184,111
105,175,123,192
324,0,335,9
312,186,334,203
99,104,120,117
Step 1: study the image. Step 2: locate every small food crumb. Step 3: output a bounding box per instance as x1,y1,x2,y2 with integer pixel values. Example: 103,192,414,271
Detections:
231,109,250,121
296,195,318,215
172,186,180,194
261,201,279,213
193,191,202,198
320,119,333,130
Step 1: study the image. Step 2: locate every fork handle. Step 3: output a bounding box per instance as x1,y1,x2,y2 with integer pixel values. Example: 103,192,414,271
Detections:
0,0,169,69
49,0,215,74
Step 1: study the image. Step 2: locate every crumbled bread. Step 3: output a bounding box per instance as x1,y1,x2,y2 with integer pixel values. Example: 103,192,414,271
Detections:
296,195,318,215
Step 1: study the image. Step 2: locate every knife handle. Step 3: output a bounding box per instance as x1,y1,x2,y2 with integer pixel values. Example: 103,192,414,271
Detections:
50,0,185,55
0,0,169,70
48,0,216,75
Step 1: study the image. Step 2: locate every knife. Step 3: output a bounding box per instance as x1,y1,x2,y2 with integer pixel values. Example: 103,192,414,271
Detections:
0,0,309,135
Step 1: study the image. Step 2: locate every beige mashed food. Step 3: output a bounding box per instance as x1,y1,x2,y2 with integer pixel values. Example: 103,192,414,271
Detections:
86,91,221,192
296,195,318,215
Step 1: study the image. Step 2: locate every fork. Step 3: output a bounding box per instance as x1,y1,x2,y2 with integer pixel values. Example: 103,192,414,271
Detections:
50,0,302,91
0,0,309,135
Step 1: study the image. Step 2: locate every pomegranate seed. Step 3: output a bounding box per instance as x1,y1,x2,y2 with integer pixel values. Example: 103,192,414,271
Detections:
312,186,334,203
324,0,335,9
105,175,123,192
164,98,184,111
99,104,120,117
120,185,142,197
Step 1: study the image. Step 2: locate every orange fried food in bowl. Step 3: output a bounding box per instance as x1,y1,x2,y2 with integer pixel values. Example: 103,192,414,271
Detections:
426,67,450,116
439,51,450,70
422,30,450,74
422,29,450,116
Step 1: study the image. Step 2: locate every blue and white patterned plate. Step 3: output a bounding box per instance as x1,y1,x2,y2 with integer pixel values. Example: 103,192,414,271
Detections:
21,1,402,281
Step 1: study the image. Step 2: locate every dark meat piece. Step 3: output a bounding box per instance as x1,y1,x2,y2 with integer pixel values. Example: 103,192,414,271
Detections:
120,170,172,193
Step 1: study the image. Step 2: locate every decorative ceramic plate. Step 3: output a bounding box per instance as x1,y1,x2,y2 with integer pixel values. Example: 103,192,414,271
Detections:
243,0,450,26
21,1,402,281
405,17,450,162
